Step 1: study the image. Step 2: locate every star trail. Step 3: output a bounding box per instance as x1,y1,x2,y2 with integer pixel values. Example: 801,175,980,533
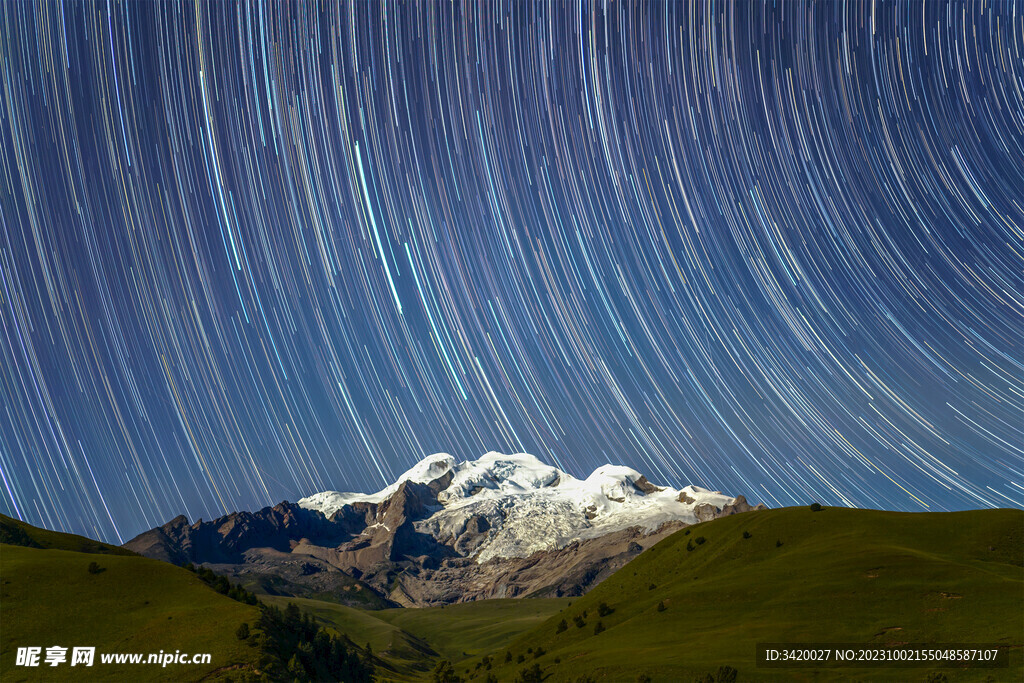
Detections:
1,1,1022,544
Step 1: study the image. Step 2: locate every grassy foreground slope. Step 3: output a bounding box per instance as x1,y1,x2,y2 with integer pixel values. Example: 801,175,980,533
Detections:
0,545,260,682
469,507,1023,682
2,515,374,682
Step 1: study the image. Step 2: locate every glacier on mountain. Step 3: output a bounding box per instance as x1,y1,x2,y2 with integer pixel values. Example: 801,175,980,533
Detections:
298,452,743,562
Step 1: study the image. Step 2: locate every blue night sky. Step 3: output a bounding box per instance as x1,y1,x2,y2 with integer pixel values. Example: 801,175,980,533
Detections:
1,1,1021,544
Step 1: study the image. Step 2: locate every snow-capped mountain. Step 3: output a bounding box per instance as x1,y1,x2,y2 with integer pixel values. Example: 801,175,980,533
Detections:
300,452,746,562
126,452,763,606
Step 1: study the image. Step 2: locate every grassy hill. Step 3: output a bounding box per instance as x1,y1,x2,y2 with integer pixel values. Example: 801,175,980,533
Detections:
0,514,374,682
466,506,1023,682
1,514,135,556
0,545,260,681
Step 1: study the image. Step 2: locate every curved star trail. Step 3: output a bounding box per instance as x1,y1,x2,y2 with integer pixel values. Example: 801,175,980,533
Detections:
1,2,1022,543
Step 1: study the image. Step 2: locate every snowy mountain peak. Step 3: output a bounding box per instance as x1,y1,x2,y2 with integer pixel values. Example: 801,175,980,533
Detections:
299,452,762,562
397,452,456,485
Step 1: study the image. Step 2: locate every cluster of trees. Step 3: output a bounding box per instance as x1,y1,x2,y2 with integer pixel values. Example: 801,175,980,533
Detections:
0,521,40,547
256,602,374,682
183,563,373,682
183,562,259,605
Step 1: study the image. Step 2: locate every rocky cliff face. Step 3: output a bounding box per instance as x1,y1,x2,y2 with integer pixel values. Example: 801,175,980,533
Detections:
124,452,765,607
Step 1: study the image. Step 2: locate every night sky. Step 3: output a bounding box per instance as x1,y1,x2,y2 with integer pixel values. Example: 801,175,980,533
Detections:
1,2,1022,545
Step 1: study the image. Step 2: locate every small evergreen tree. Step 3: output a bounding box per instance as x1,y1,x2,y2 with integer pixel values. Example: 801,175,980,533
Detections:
287,653,304,678
810,502,822,512
597,602,613,617
235,623,250,640
656,600,666,612
87,561,103,574
742,530,752,539
593,621,605,635
556,618,568,633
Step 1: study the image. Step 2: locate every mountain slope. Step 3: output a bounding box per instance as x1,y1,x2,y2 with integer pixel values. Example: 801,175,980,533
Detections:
464,506,1023,682
122,502,393,609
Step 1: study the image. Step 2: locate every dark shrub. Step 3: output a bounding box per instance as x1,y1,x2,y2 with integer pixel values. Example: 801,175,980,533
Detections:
637,675,652,683
776,539,783,547
87,561,104,574
656,600,666,612
235,623,250,640
687,540,695,551
556,618,568,633
716,665,738,682
597,602,613,617
593,621,605,635
534,646,545,659
810,502,822,512
695,536,706,545
648,583,657,590
516,653,525,664
504,651,513,663
515,663,544,683
742,530,752,539
431,659,462,683
573,615,586,628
